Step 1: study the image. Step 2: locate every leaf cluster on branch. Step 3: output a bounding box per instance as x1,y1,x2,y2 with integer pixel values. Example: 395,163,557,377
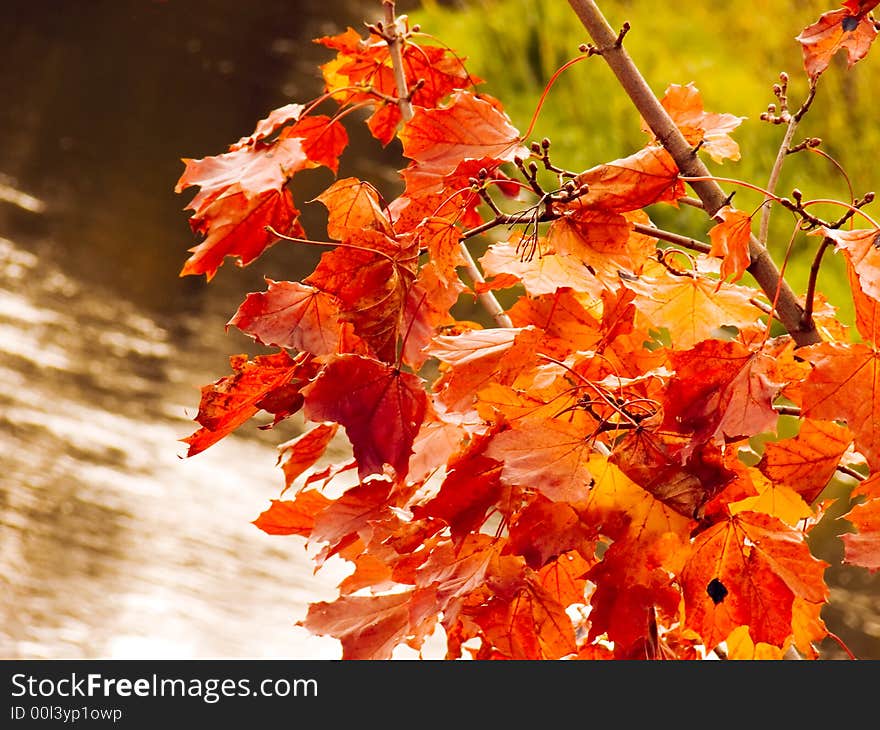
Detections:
175,0,880,659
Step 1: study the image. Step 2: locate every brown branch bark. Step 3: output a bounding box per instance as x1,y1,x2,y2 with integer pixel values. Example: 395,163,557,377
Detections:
565,0,821,347
382,1,513,328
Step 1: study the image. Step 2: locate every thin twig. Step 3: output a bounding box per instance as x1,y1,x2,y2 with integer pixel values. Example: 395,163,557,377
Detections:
631,222,712,254
564,0,821,347
381,1,513,327
758,80,818,245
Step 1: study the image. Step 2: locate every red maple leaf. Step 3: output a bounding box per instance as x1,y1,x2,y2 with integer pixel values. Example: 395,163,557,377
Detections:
663,339,784,446
182,351,314,457
302,355,427,480
228,279,348,357
177,109,349,279
305,229,417,362
277,422,340,493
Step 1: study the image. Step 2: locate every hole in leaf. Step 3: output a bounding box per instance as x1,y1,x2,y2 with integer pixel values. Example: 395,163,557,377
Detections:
706,578,729,605
842,15,860,32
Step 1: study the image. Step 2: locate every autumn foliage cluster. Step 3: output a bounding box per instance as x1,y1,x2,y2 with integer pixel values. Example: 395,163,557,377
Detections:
175,1,880,659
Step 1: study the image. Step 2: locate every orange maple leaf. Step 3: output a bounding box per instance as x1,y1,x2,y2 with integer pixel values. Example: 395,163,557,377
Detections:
708,206,753,284
758,419,853,503
311,478,394,554
399,91,528,192
547,209,656,283
507,288,603,358
848,261,880,345
573,145,685,212
315,27,475,145
682,511,829,650
479,238,605,298
426,326,545,410
644,83,745,164
797,7,879,80
413,217,467,284
841,472,880,572
800,342,880,470
486,417,596,504
624,269,765,349
821,226,880,301
586,540,682,652
302,588,436,660
314,177,394,240
508,499,596,570
252,491,331,537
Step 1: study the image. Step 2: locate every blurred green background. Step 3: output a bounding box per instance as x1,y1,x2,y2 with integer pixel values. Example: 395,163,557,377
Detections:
413,0,880,330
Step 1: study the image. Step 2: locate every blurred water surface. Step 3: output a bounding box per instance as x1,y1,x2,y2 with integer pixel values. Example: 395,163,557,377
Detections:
0,0,420,659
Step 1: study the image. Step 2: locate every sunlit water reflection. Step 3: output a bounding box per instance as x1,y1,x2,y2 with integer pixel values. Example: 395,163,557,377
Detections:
0,231,353,659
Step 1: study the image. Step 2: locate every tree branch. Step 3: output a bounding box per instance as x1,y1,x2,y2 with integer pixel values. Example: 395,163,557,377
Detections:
382,1,513,328
565,0,821,347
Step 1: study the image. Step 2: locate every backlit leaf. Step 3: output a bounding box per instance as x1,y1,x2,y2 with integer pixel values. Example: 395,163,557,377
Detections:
302,589,433,660
252,492,331,536
797,8,878,79
800,342,880,470
625,270,764,349
228,279,346,357
182,351,313,457
758,419,853,503
302,355,427,480
315,177,393,240
486,418,595,504
176,133,310,279
842,473,880,572
399,91,528,187
682,511,828,649
277,422,340,493
663,339,784,445
644,83,745,164
708,206,753,284
573,145,684,213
